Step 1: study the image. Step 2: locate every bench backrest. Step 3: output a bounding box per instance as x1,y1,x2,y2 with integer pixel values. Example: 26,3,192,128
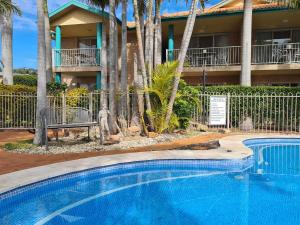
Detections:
47,107,91,125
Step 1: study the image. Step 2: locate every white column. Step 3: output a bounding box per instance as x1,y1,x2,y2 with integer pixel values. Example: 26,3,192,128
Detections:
240,0,253,86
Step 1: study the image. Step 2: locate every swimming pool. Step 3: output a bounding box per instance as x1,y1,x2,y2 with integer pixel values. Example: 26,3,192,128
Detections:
0,138,300,225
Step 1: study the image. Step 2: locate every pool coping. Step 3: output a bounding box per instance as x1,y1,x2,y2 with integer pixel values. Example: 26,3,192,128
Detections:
1,133,300,194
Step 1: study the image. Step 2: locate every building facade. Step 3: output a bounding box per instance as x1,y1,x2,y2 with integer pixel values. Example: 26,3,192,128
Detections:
50,0,300,89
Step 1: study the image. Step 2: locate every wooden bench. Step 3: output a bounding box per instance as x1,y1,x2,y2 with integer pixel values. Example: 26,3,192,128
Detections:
42,107,99,150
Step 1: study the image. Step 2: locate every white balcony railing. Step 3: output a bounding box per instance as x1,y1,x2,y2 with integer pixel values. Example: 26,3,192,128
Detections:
252,43,300,65
166,43,300,67
53,48,101,67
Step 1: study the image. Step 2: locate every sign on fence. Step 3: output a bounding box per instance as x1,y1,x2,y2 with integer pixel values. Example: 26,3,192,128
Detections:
209,96,227,125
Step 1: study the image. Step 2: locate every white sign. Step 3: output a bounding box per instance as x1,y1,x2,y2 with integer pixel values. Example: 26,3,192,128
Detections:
209,96,227,125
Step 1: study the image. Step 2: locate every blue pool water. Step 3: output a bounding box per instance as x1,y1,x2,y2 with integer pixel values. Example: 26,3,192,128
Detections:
1,138,300,225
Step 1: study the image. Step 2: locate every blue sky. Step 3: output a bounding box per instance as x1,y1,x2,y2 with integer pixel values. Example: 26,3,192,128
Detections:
1,0,219,69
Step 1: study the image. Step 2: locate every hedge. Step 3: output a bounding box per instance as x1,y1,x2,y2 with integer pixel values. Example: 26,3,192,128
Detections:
196,86,300,131
199,85,300,95
0,84,36,94
13,75,37,87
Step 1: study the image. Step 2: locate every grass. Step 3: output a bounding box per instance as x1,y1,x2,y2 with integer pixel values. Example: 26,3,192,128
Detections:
4,140,35,151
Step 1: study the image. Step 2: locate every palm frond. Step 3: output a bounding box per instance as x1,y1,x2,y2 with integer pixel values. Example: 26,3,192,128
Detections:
271,0,300,8
0,0,21,16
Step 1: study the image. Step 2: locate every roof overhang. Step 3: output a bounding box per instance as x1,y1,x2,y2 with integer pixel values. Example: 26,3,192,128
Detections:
49,0,122,25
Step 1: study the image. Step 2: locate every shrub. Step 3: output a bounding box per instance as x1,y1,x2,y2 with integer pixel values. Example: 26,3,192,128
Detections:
13,75,37,86
0,84,36,94
47,82,67,95
174,80,200,129
66,87,89,107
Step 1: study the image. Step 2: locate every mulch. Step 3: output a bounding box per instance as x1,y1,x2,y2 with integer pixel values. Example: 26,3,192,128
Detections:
0,130,225,175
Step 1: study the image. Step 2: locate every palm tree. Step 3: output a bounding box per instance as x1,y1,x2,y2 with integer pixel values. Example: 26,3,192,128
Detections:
0,0,20,15
86,0,120,133
0,0,21,85
145,0,154,86
44,0,52,83
133,0,154,128
33,0,47,145
240,0,252,86
120,0,128,118
165,0,201,125
154,0,162,66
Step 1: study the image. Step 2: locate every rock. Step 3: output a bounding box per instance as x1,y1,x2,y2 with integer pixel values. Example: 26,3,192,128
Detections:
240,117,253,131
147,132,159,138
188,122,208,132
218,128,231,134
197,123,209,132
127,126,141,136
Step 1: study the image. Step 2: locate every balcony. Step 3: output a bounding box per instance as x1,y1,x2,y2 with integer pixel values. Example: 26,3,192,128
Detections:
166,43,300,69
52,48,101,72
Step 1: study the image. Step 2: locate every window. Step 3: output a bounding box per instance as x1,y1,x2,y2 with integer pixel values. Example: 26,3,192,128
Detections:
273,30,291,40
292,30,300,42
78,38,97,49
255,32,272,44
189,36,213,48
214,34,230,47
189,34,230,48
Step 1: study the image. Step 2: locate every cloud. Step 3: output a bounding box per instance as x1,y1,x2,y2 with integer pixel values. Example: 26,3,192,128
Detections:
15,0,70,16
13,15,36,31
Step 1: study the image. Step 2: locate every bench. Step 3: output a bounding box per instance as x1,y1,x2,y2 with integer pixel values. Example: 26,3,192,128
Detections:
41,107,99,150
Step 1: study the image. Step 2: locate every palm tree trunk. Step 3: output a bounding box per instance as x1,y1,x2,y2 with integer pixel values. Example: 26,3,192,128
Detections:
109,0,117,133
240,0,252,86
1,4,13,85
44,0,52,83
133,0,154,129
120,0,128,118
145,0,154,87
165,0,199,125
34,0,47,145
101,22,108,110
154,0,162,66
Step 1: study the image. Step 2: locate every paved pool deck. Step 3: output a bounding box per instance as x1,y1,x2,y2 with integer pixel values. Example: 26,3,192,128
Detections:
1,134,299,194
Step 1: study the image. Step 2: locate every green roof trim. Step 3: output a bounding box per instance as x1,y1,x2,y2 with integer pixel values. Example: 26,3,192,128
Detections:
49,0,121,24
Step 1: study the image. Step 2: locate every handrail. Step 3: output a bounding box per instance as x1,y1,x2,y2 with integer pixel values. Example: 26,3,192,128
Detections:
166,42,300,66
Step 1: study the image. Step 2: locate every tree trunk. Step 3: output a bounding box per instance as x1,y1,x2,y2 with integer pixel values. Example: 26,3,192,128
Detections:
44,0,52,83
240,0,252,86
101,23,108,110
1,4,13,85
145,0,154,87
154,0,162,66
133,53,147,134
165,0,199,125
120,0,128,118
34,0,48,145
133,0,154,129
109,0,117,133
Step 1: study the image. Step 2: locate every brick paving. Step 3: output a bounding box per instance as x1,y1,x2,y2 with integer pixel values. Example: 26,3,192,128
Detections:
0,130,225,175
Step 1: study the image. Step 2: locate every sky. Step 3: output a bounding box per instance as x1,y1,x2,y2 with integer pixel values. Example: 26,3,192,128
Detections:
0,0,219,69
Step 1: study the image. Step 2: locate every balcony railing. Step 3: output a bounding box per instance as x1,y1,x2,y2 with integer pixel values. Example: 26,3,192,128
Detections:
166,43,300,67
252,43,300,65
53,48,101,67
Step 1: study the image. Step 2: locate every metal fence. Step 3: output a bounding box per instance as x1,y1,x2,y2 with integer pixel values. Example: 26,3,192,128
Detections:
0,92,132,129
1,92,300,133
192,93,300,133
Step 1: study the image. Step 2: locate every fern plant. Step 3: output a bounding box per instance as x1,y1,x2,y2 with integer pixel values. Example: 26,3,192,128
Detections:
147,61,200,133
